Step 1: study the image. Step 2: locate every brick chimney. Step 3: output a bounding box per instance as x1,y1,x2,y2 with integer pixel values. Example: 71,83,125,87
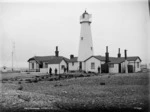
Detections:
55,46,59,57
118,48,121,58
124,49,127,59
124,49,128,73
105,46,109,73
70,54,74,59
105,46,109,63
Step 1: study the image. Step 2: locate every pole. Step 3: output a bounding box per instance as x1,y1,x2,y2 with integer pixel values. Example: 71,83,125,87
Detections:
12,42,15,71
12,51,13,71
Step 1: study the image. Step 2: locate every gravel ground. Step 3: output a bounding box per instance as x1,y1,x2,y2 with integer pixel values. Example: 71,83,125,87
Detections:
0,72,149,112
0,84,61,111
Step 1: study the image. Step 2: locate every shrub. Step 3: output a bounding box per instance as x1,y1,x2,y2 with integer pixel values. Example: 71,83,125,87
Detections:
38,78,42,81
18,81,22,84
41,76,45,79
18,94,30,102
86,74,91,77
100,82,105,85
54,78,58,81
25,79,32,83
33,78,38,83
48,78,54,81
108,75,111,78
18,85,23,90
83,71,86,73
54,83,63,87
78,74,84,77
2,78,8,81
88,71,92,73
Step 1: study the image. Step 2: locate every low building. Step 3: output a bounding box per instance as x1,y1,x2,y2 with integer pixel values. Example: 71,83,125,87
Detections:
84,55,141,73
127,57,141,72
28,46,69,73
47,58,68,74
68,55,79,72
28,46,141,74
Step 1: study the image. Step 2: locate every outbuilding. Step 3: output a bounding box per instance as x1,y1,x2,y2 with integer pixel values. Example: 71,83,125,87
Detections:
68,55,79,72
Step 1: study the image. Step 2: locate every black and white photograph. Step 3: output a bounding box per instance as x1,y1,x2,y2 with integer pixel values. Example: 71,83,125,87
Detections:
0,0,150,112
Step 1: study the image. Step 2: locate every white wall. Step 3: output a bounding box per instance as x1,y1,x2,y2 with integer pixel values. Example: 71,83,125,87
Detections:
40,68,48,73
68,62,79,71
29,60,39,71
85,57,101,73
48,60,67,74
135,59,141,72
109,64,119,73
48,64,59,74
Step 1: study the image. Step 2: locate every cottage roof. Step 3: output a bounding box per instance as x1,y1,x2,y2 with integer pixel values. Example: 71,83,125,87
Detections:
85,55,141,64
125,56,141,61
109,57,125,64
68,57,78,62
28,56,70,64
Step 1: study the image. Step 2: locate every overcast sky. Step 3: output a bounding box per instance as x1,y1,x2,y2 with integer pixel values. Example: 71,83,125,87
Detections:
0,0,149,68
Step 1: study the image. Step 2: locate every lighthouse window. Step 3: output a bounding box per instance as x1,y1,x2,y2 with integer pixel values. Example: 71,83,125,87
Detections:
81,37,83,40
91,47,93,50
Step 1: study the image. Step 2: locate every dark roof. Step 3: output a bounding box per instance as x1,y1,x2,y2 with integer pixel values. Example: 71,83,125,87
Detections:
68,57,78,62
125,56,141,61
109,58,125,64
28,56,70,64
47,58,64,64
93,55,105,61
85,55,141,64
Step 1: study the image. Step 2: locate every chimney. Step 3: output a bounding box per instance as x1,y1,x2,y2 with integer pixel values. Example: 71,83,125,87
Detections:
105,46,109,73
105,46,109,63
55,46,59,57
124,49,128,73
70,54,74,59
124,49,127,59
118,48,121,58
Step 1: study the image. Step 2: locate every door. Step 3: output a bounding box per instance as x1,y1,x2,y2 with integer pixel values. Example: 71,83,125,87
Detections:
79,62,82,71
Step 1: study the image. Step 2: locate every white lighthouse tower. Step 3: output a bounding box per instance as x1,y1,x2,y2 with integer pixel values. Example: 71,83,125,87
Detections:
78,10,94,71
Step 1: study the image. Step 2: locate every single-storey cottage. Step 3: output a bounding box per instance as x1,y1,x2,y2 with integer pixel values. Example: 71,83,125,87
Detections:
28,46,69,74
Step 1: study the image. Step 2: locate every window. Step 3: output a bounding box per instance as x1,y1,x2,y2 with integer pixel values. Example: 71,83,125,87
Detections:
137,62,139,68
72,62,74,66
81,37,83,40
109,64,114,68
45,63,48,68
91,62,95,69
61,65,65,69
32,63,34,69
91,47,93,50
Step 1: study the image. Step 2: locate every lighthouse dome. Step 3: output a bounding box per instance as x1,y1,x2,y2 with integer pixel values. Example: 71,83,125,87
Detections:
80,10,92,24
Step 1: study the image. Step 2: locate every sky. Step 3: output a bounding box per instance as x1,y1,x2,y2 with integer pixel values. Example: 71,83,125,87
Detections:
0,0,149,68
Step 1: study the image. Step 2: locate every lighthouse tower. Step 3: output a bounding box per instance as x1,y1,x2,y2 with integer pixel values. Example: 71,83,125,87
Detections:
78,10,94,70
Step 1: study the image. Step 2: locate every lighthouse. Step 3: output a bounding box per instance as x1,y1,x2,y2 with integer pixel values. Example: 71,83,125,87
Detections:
78,10,94,71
